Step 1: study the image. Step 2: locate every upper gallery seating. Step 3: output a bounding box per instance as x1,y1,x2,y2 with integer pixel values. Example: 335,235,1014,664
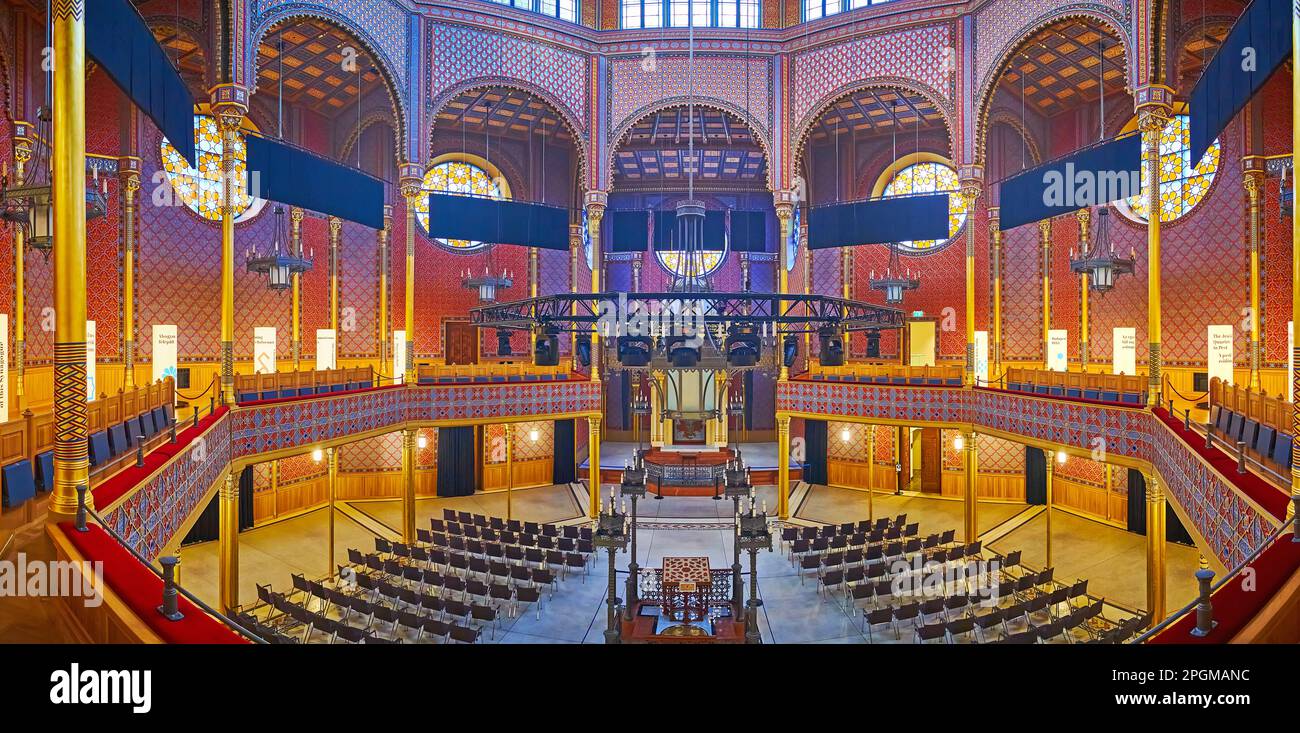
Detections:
415,363,575,385
1,380,175,511
777,516,1145,644
241,509,593,644
1206,378,1294,479
234,366,375,403
1004,367,1147,405
804,364,963,386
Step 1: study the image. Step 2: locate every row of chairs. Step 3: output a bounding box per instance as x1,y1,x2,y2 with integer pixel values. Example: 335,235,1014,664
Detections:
355,545,565,599
780,514,908,544
789,526,943,569
810,542,996,594
916,599,1111,644
1210,403,1294,473
434,510,595,541
256,585,480,644
415,529,595,564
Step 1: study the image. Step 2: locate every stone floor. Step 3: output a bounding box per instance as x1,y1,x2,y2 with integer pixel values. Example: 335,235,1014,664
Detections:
178,483,1188,644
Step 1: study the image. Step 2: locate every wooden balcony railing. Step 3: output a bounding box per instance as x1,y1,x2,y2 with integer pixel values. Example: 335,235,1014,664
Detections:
1003,367,1147,405
803,363,964,386
234,367,381,403
414,362,576,384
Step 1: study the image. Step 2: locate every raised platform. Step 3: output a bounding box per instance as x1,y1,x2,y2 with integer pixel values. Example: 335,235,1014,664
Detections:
579,441,798,490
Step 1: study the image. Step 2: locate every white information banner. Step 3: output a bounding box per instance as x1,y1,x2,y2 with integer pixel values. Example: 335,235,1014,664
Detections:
1207,324,1234,386
1113,327,1136,376
1047,330,1068,372
393,330,406,384
316,329,337,371
253,327,277,374
0,314,9,422
973,330,989,387
152,325,178,387
85,321,97,400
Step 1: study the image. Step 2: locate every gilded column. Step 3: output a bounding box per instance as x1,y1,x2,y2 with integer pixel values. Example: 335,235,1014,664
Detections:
377,205,391,369
841,247,852,300
290,207,304,369
774,193,794,381
1077,208,1091,372
864,425,875,520
802,223,812,364
12,131,30,410
585,191,608,382
989,208,1003,382
218,472,239,613
212,86,248,405
776,415,791,519
327,447,338,575
587,416,602,518
1145,471,1167,625
328,216,342,334
960,183,981,385
529,247,540,299
1292,7,1300,519
49,1,90,519
398,168,422,383
1039,218,1053,368
1044,451,1055,568
120,161,140,389
1138,96,1173,406
963,430,978,542
569,223,583,371
401,428,416,544
1244,168,1264,390
649,372,663,446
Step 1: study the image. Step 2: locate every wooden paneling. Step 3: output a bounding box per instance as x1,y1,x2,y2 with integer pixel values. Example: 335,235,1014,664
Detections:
482,458,552,491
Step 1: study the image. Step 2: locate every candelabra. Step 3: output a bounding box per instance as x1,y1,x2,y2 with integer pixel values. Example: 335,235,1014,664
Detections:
593,489,629,644
1068,208,1135,293
723,452,755,611
619,455,648,622
736,501,772,644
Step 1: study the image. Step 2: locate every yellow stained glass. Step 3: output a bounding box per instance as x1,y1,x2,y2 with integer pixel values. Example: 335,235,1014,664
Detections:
881,161,967,251
1123,114,1219,222
657,249,725,278
415,161,507,251
160,115,255,221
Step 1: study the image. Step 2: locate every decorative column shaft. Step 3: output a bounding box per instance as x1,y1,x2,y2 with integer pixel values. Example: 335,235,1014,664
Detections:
327,447,338,575
569,223,583,372
399,170,422,383
12,133,30,410
1044,452,1054,568
328,216,342,333
1039,218,1053,368
775,192,794,381
776,415,791,519
401,429,416,544
586,191,608,382
1245,169,1264,390
378,205,391,369
49,3,90,519
121,163,140,389
587,416,602,518
960,182,981,386
1077,209,1091,372
1145,471,1167,625
963,430,978,542
1292,8,1300,519
289,208,304,369
212,88,248,406
529,247,540,299
841,247,852,300
989,209,1003,382
218,472,239,613
1139,98,1173,406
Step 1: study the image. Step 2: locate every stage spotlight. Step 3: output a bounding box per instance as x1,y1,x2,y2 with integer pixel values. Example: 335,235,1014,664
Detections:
665,335,700,368
534,327,559,367
726,325,761,367
496,329,513,356
818,326,845,367
617,335,653,367
866,331,881,359
782,335,799,368
575,334,592,367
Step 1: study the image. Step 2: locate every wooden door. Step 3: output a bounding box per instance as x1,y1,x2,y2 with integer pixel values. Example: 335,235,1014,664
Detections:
918,427,941,493
445,322,479,365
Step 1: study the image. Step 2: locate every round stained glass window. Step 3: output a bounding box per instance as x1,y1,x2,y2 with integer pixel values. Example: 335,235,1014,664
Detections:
1117,114,1220,223
656,248,726,279
879,161,967,252
414,160,507,252
160,115,263,222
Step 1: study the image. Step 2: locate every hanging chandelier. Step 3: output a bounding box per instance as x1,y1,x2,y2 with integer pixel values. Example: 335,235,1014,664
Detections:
462,262,514,303
246,205,313,290
1069,208,1135,293
869,243,920,305
0,106,109,259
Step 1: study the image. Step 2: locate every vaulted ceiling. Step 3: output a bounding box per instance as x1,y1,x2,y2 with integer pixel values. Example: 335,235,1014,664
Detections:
808,87,945,142
434,87,574,144
256,17,387,118
994,17,1128,116
614,107,767,184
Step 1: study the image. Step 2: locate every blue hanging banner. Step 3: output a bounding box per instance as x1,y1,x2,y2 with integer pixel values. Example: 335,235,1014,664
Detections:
425,193,570,251
998,133,1141,231
807,194,950,250
245,136,386,229
86,0,197,165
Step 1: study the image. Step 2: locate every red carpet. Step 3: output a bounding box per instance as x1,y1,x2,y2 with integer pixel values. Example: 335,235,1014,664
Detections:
59,523,248,644
93,406,230,509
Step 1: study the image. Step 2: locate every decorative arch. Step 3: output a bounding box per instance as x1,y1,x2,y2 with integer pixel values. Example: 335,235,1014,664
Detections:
248,8,409,165
338,111,398,164
972,7,1132,167
426,78,589,197
788,77,956,186
1169,16,1237,94
606,96,775,192
986,109,1044,168
143,14,211,97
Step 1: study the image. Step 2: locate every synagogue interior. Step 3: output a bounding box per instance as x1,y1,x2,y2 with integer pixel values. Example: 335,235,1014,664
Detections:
0,0,1296,649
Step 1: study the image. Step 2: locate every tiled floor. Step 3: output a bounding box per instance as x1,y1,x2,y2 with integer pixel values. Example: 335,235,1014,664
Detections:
180,483,1188,644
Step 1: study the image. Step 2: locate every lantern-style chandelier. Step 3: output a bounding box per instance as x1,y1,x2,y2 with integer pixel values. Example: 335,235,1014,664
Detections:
462,263,514,303
869,242,920,305
0,107,109,259
1069,208,1135,293
246,205,313,290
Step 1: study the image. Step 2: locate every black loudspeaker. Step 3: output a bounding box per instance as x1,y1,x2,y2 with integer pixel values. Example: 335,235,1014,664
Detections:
534,329,559,367
176,368,191,390
818,327,845,367
497,329,513,356
617,335,653,367
866,332,881,359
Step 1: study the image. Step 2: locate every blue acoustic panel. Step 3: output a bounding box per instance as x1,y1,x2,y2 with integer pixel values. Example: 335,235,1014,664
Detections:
999,134,1141,230
808,194,950,250
426,194,569,250
610,210,649,252
247,135,385,229
1,460,36,508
